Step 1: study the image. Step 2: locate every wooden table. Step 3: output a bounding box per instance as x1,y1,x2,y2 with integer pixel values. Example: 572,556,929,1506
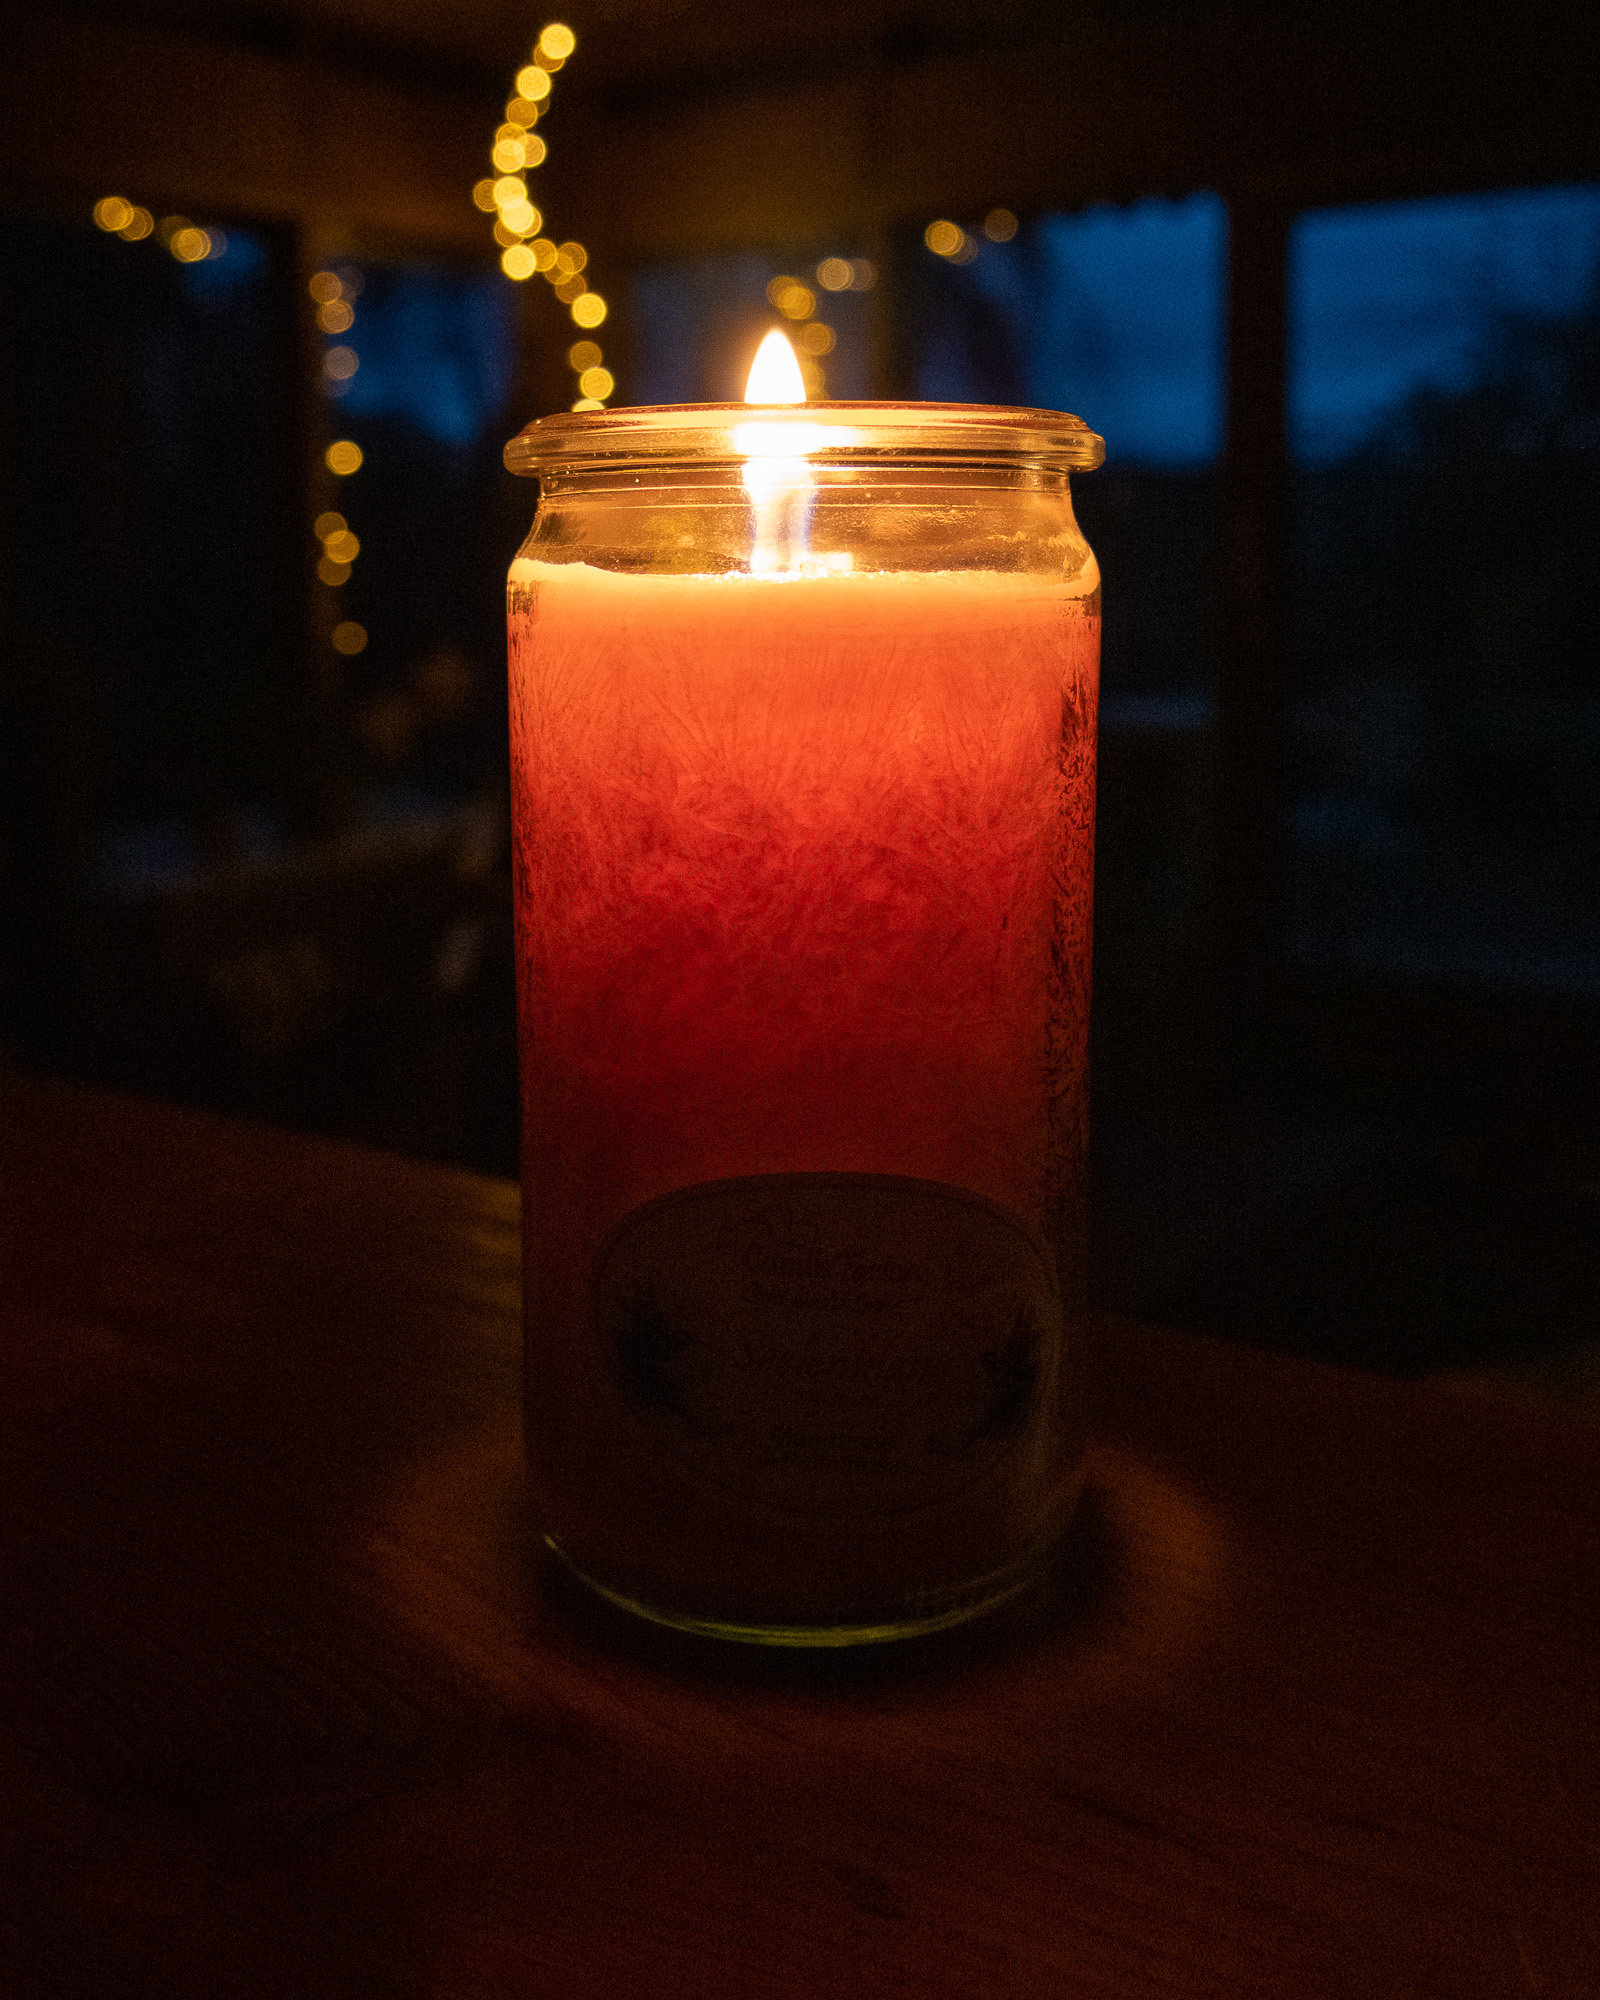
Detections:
1,1070,1595,1998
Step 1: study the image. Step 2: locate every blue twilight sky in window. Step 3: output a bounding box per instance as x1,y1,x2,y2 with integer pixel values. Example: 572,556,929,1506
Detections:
916,194,1228,469
1290,183,1600,464
330,265,515,447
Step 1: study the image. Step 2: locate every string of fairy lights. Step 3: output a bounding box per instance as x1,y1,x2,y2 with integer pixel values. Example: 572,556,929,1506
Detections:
474,22,614,412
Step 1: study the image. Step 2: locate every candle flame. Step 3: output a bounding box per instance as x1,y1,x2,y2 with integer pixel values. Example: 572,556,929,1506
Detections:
744,329,806,405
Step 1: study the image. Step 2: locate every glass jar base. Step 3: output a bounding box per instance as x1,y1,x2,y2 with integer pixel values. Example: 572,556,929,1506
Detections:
542,1535,1051,1649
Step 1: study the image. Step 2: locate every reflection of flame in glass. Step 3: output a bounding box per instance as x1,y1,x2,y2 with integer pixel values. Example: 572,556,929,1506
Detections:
740,334,811,574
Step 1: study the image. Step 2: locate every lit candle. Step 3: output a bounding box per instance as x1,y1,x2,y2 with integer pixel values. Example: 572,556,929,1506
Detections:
506,342,1102,1641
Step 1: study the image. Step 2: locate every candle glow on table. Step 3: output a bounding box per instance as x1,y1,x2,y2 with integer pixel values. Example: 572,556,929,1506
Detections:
506,349,1101,1639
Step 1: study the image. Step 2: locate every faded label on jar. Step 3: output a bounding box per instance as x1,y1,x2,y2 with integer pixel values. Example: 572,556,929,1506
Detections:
594,1173,1062,1521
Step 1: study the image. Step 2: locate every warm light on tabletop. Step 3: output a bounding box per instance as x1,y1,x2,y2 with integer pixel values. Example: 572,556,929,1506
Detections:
505,336,1103,1644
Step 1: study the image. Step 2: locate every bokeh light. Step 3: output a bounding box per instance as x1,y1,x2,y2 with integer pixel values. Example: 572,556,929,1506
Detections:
570,292,607,328
501,199,539,235
767,277,816,320
169,227,210,263
522,133,548,168
323,347,359,382
317,299,354,334
502,244,537,280
925,220,964,257
314,510,348,540
538,22,576,59
567,339,602,370
323,529,361,564
325,440,364,475
577,365,614,399
309,271,343,302
515,64,552,100
505,97,541,127
984,208,1019,242
472,180,500,212
332,621,368,656
494,175,527,207
850,259,876,289
93,196,133,233
571,398,604,412
317,556,352,586
816,257,852,291
553,274,586,303
798,321,835,355
492,139,526,173
118,207,154,241
556,241,587,273
529,238,558,271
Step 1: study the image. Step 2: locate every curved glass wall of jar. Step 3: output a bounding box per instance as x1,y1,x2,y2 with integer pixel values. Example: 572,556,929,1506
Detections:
505,403,1102,1645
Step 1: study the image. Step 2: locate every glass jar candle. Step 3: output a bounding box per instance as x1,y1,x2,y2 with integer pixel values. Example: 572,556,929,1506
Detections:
504,400,1102,1645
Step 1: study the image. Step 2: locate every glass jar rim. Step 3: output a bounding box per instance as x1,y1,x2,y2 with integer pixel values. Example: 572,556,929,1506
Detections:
505,401,1105,477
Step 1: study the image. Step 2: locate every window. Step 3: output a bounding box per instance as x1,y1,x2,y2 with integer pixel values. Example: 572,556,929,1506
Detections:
310,256,520,818
1289,184,1600,993
905,195,1228,996
0,209,296,871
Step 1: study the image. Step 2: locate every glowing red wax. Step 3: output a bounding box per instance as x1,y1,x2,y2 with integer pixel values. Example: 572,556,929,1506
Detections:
508,559,1099,1617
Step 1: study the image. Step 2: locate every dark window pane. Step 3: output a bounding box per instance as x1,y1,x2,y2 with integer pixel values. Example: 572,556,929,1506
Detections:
1,210,296,832
1289,184,1600,993
902,195,1225,704
314,257,521,813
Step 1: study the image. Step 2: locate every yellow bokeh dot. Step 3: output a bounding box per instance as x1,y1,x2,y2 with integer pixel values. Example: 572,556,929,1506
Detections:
925,219,964,257
571,398,603,412
314,510,347,540
491,139,525,173
984,208,1019,242
557,241,587,273
798,321,835,355
515,65,552,100
323,530,361,564
501,200,539,236
318,556,352,587
118,208,154,241
332,621,368,656
94,196,134,233
765,275,798,307
553,276,586,303
493,175,527,207
505,97,541,127
570,293,606,328
522,133,548,168
325,440,363,476
309,271,342,302
815,257,853,291
501,244,537,280
777,284,815,321
471,179,500,212
577,365,614,400
529,239,558,271
539,22,576,59
567,339,602,371
317,299,354,334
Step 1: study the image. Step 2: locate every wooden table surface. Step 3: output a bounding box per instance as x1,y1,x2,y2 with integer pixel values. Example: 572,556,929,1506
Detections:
0,1069,1595,1998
